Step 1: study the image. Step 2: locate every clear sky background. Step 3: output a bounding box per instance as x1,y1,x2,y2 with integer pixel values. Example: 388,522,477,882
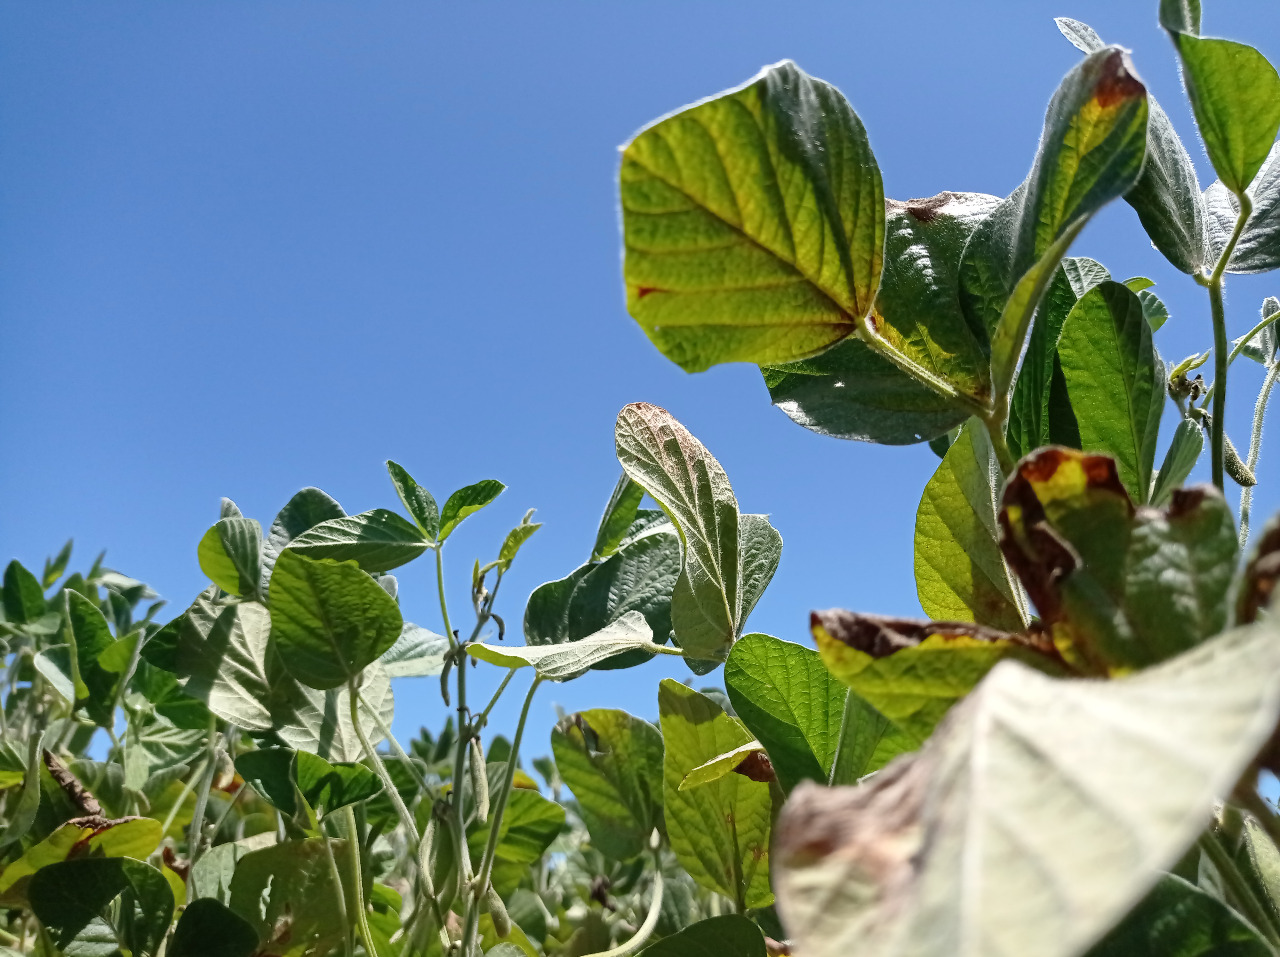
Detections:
4,1,1280,753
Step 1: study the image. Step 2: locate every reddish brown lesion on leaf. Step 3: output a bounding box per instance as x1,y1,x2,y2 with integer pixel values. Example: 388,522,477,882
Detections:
634,286,662,300
810,608,1056,660
1092,49,1146,109
1239,515,1280,624
733,750,776,784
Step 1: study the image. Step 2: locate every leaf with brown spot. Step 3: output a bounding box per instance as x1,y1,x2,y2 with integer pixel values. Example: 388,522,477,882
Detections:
775,620,1280,957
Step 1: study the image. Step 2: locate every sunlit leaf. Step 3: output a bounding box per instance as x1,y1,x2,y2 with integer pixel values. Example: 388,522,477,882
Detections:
261,487,345,591
439,479,506,542
227,838,351,957
286,509,429,573
197,517,263,599
1150,418,1205,507
470,611,658,680
386,460,440,540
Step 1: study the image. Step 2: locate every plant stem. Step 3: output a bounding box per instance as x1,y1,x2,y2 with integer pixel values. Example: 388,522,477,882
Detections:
1240,361,1280,547
342,804,379,957
475,669,517,727
321,825,353,957
978,412,1016,477
460,675,543,957
1230,309,1280,367
185,717,222,903
1199,829,1280,945
435,546,455,647
582,860,665,957
1206,193,1254,492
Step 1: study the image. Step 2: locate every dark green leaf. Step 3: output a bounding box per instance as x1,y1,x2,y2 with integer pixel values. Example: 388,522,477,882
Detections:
228,838,351,957
1151,418,1205,507
0,731,43,850
638,915,766,957
620,60,883,371
1159,0,1201,34
63,590,119,726
764,337,968,445
237,747,382,818
386,460,440,540
591,475,646,562
261,487,345,591
168,898,259,957
42,540,72,589
197,518,263,599
960,48,1148,401
1172,34,1280,196
466,788,565,896
30,857,173,957
437,479,505,543
269,551,403,690
1057,281,1166,503
3,560,45,624
286,509,429,573
551,708,663,861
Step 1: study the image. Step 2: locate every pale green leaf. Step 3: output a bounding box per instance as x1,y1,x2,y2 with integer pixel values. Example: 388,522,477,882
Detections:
470,611,658,680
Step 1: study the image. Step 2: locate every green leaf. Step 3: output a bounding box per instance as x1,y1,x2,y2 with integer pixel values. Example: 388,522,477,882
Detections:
811,609,1063,747
616,403,778,663
42,539,72,589
228,838,351,957
271,662,395,763
470,611,658,680
237,747,382,818
30,857,173,957
467,788,566,896
33,646,75,703
680,741,765,790
63,589,120,726
1205,143,1280,274
1000,448,1238,672
620,59,883,372
3,560,45,624
168,898,259,957
774,622,1280,957
739,513,782,627
915,422,1027,631
1008,256,1107,458
1054,17,1104,54
551,709,664,861
1151,418,1205,507
1171,34,1280,196
197,518,263,599
658,679,773,910
763,338,969,445
1057,281,1166,503
0,731,43,851
439,479,506,542
286,509,429,573
497,509,541,572
726,633,872,792
261,487,346,590
1086,874,1272,956
269,550,403,690
380,622,449,678
525,528,681,671
1159,0,1201,34
960,47,1148,400
637,914,766,957
592,475,647,561
386,460,440,540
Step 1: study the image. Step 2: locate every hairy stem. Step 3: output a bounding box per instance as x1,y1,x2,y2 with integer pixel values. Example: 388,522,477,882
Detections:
460,675,543,957
185,717,223,902
436,545,455,647
1206,194,1254,492
350,679,419,847
1199,829,1280,945
1240,361,1280,547
320,826,353,957
342,804,379,957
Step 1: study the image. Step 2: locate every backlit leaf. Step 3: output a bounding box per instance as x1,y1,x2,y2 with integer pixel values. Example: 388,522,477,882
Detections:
386,460,440,540
439,479,506,542
380,622,449,678
591,474,647,561
1150,417,1205,507
197,517,263,599
620,60,883,371
469,611,657,680
3,560,45,624
260,487,345,591
287,509,429,573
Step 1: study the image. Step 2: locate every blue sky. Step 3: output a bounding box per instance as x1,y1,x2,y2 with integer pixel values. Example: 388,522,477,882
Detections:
3,1,1280,750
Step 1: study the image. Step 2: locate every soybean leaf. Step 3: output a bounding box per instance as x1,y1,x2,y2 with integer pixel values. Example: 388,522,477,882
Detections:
764,337,969,445
1159,0,1201,34
551,709,664,861
619,59,883,372
237,747,382,818
1235,297,1280,363
0,818,160,902
168,898,259,957
638,914,767,957
1151,418,1205,507
1205,143,1280,274
286,509,429,573
197,517,263,599
1057,281,1166,503
739,513,782,626
470,611,658,680
497,509,542,572
959,48,1148,402
386,460,440,540
773,621,1280,957
269,551,403,690
915,422,1027,631
261,487,345,591
30,857,172,957
680,741,765,790
228,838,351,957
3,560,45,624
1086,874,1272,956
811,609,1063,748
34,646,75,703
220,497,243,519
380,622,449,678
659,679,773,909
1169,33,1280,196
271,662,394,763
725,633,905,792
526,526,681,670
0,732,43,851
42,539,72,589
1008,257,1107,458
1000,448,1238,672
592,474,646,562
63,590,119,726
1057,20,1207,275
466,788,565,896
439,479,505,542
865,192,1002,408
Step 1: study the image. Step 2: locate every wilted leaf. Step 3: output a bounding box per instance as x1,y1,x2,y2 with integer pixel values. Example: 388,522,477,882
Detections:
774,622,1280,957
620,60,882,371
